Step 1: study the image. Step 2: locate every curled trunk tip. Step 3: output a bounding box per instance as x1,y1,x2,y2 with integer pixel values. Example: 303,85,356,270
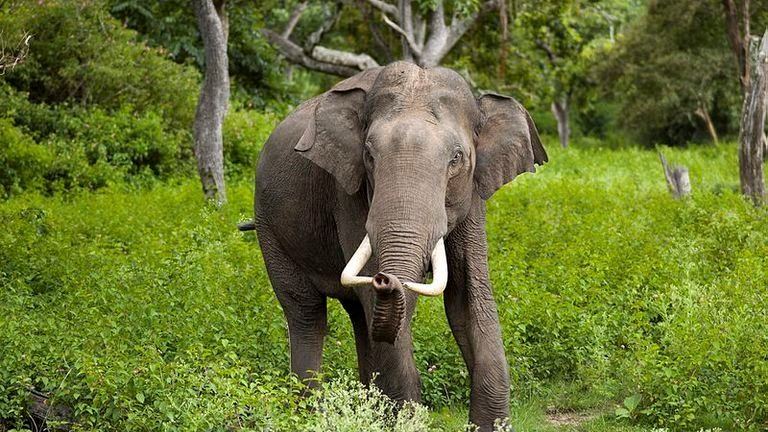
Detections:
371,272,406,344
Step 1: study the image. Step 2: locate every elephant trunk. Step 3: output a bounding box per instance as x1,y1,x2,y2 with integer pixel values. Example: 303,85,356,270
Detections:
349,154,449,344
370,272,406,343
370,237,424,344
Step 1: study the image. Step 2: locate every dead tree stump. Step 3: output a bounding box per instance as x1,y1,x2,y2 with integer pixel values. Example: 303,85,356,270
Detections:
659,152,691,198
739,30,768,205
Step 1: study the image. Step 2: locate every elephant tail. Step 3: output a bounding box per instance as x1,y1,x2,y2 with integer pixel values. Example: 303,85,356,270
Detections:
237,220,256,231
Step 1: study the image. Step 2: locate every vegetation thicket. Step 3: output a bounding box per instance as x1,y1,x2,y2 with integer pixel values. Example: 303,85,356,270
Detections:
1,0,768,431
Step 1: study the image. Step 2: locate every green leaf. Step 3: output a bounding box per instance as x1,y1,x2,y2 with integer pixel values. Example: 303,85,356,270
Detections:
623,394,641,412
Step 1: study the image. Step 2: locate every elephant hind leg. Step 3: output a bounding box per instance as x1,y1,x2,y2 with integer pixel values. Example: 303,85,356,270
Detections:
257,225,327,386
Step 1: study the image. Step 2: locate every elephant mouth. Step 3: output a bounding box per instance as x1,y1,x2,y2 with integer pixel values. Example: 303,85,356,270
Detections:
340,235,447,343
340,235,448,296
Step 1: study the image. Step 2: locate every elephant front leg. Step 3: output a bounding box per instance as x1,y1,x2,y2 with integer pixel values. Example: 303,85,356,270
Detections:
444,196,511,432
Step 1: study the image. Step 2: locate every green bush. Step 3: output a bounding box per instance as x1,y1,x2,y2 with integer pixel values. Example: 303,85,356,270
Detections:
0,0,199,129
73,106,189,176
223,108,280,175
0,119,53,197
0,83,192,196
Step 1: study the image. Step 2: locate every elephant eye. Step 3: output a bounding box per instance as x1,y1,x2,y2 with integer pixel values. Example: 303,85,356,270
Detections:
450,150,463,167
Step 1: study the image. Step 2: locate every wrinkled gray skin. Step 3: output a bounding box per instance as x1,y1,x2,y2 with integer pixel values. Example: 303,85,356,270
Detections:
253,62,547,431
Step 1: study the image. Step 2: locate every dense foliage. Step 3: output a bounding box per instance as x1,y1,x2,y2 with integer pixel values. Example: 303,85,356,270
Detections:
0,1,278,198
2,143,766,430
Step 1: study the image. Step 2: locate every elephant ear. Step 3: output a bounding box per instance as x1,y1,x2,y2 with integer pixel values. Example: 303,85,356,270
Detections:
295,68,382,195
474,93,548,200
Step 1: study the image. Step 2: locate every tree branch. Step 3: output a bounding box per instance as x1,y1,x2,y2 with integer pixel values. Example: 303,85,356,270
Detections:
722,0,750,93
447,0,497,41
535,39,559,64
398,0,416,61
304,2,342,54
366,0,398,17
282,1,308,39
419,0,496,67
312,46,379,70
262,29,369,77
0,32,31,75
382,12,421,56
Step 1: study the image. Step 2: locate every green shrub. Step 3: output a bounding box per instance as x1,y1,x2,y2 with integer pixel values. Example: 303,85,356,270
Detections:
223,108,280,175
0,119,53,197
0,0,199,129
74,106,189,176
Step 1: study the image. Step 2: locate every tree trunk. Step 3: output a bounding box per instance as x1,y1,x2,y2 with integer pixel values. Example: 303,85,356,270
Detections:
498,0,508,79
551,97,570,148
739,30,768,205
193,0,229,205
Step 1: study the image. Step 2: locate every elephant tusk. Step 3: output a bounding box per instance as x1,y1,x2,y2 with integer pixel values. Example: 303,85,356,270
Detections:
402,238,448,297
340,235,448,296
340,235,374,287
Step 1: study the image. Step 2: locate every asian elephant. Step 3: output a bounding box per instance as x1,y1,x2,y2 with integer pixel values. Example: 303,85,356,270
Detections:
247,61,547,431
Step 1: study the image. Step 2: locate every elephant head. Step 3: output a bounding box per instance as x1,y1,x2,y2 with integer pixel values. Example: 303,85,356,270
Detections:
295,62,547,343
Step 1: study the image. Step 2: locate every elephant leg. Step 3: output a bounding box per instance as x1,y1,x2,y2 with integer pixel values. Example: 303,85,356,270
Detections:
445,195,510,432
257,226,327,386
341,299,372,384
283,293,327,387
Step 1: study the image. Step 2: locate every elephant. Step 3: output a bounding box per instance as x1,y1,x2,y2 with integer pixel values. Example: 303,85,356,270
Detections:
246,61,547,431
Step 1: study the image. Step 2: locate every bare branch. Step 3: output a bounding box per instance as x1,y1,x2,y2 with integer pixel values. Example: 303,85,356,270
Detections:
0,32,31,75
304,3,342,54
262,29,366,77
414,14,426,48
382,13,421,57
398,0,416,61
367,0,398,17
282,1,308,39
312,46,379,70
535,39,558,64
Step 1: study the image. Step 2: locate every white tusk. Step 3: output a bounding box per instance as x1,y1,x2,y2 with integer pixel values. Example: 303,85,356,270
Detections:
403,238,447,297
340,235,374,287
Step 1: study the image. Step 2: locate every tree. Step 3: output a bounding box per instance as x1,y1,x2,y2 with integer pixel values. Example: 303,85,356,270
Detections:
511,0,641,148
738,31,768,204
110,0,287,108
262,0,498,77
600,0,741,146
193,0,229,204
720,0,768,203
